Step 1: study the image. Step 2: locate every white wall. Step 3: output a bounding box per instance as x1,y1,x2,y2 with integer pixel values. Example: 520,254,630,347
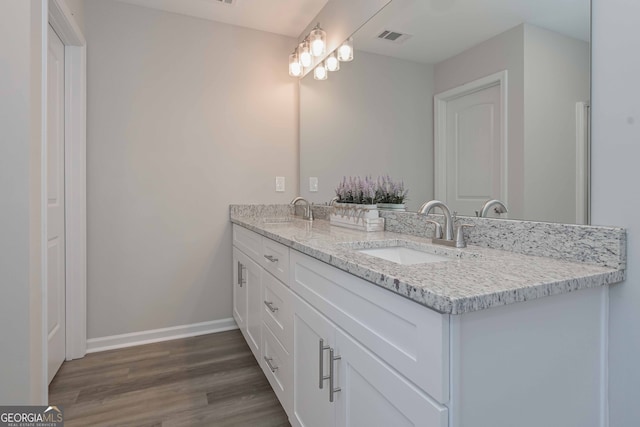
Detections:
523,25,590,224
0,0,46,404
299,51,434,210
84,0,298,339
434,25,525,218
591,0,640,425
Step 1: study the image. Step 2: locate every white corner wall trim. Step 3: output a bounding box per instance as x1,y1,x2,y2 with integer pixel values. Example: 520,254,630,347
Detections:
86,318,239,353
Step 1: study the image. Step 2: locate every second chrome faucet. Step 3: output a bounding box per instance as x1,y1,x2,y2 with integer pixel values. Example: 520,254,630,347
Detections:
290,196,314,221
418,200,473,248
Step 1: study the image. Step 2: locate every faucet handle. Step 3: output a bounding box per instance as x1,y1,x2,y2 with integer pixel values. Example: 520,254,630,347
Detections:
425,220,443,240
454,224,474,248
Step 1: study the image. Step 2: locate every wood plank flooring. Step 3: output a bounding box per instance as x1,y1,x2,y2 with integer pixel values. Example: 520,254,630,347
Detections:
49,330,290,427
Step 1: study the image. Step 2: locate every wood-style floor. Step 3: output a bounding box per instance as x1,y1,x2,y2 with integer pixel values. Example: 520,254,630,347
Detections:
49,330,291,427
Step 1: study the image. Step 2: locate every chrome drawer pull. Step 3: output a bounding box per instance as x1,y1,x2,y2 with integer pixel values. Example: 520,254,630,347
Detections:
319,338,330,389
264,301,278,313
263,356,278,373
237,261,246,287
329,348,341,403
264,254,279,263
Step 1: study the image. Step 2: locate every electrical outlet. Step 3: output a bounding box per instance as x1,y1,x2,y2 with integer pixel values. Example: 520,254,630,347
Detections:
275,176,285,192
309,177,319,192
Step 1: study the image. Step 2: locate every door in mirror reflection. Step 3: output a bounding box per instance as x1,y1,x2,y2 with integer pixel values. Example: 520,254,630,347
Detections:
437,81,504,218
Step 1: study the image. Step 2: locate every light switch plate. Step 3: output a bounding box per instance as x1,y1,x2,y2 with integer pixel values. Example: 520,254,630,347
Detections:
275,176,285,192
309,177,318,192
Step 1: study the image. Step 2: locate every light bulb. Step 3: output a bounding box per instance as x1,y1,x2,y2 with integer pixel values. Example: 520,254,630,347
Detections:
326,52,340,72
314,62,328,80
338,37,354,62
309,24,326,57
299,41,312,68
289,51,302,77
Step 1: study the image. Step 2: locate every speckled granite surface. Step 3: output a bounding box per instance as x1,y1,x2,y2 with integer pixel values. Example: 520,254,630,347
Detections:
381,211,627,269
230,206,626,315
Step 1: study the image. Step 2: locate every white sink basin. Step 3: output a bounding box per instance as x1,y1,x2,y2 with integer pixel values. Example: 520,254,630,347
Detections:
357,246,450,265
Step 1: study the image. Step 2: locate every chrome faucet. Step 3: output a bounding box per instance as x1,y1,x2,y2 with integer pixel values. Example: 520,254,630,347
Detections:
418,200,474,248
329,196,339,206
418,200,454,240
478,199,508,218
290,196,313,221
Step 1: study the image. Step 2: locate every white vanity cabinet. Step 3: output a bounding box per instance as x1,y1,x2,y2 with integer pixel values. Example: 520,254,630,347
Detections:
232,223,607,427
233,224,449,427
292,294,447,427
232,225,295,415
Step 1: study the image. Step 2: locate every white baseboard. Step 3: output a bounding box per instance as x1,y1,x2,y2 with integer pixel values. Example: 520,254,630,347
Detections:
86,318,238,353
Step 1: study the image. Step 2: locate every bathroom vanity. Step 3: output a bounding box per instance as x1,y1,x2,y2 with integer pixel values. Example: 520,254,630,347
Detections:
229,205,625,427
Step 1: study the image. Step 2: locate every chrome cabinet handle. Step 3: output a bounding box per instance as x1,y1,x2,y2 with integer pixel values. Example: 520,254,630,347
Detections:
319,338,330,389
263,356,278,372
264,301,278,313
264,254,279,263
237,261,245,287
329,348,341,403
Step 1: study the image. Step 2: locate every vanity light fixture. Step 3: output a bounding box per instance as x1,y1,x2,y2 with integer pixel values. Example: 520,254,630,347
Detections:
313,61,328,80
288,50,302,77
326,51,340,72
288,27,355,79
309,23,327,57
337,37,354,62
299,40,312,68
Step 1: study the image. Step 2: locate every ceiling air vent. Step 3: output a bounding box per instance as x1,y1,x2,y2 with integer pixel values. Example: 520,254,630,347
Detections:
214,0,235,5
377,30,412,44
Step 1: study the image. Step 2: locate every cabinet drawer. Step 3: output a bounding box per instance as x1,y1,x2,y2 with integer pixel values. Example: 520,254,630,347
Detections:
261,237,290,285
233,224,263,263
290,250,449,403
262,270,293,352
262,322,293,416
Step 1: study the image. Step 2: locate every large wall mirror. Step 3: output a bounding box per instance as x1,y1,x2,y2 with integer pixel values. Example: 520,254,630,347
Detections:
299,0,591,224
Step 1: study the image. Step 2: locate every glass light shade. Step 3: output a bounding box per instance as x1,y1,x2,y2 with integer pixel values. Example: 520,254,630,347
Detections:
299,41,312,68
326,52,340,72
338,37,354,62
288,52,302,77
313,62,328,80
309,25,326,57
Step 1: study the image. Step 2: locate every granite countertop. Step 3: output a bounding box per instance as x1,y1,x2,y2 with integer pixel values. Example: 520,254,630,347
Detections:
230,215,625,315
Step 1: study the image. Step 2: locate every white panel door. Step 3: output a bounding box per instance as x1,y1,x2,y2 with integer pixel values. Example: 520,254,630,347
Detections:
334,328,448,427
292,295,335,427
445,84,502,216
47,24,66,384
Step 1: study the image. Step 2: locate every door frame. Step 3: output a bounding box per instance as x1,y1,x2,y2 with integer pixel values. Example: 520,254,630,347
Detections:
46,0,87,371
433,70,509,207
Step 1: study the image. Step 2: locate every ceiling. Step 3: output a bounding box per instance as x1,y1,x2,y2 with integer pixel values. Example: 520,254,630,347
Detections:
354,0,590,64
114,0,329,37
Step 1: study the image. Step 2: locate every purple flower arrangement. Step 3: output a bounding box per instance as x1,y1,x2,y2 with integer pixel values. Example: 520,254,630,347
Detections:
335,175,408,205
376,175,408,204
